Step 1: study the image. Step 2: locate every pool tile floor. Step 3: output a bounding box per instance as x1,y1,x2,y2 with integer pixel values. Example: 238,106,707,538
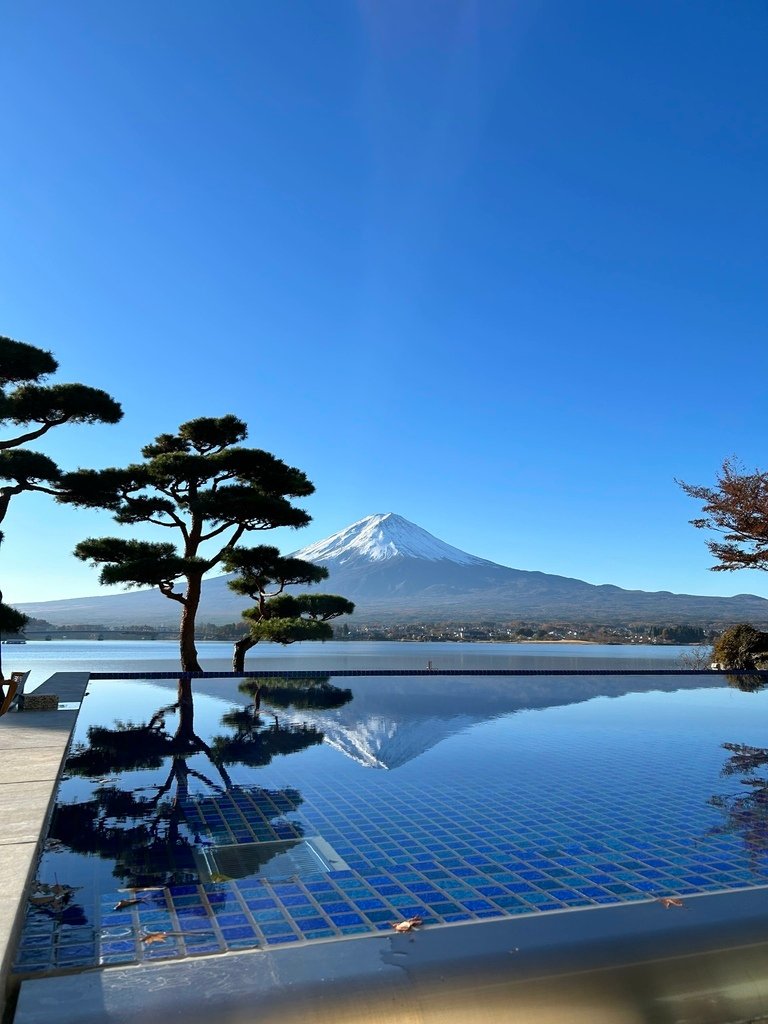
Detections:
12,678,768,979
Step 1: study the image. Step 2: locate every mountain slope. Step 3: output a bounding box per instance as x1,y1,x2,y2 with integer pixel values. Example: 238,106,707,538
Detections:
14,512,768,626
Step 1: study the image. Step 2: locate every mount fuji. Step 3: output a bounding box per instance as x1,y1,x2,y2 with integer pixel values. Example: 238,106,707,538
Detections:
14,512,768,626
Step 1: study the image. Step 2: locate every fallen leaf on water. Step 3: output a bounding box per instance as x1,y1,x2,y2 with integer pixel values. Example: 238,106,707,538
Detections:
140,929,217,946
28,894,56,907
28,881,80,913
113,898,147,910
659,897,684,909
390,916,423,933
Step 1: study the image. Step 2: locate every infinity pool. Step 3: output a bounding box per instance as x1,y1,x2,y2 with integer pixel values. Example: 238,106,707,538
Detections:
13,671,768,977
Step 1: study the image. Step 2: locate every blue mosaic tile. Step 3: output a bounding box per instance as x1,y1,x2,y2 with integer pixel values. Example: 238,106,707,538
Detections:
57,947,96,965
291,904,322,918
176,905,209,919
261,922,297,937
297,916,330,931
220,926,258,941
215,913,250,927
245,897,277,910
14,951,52,967
328,912,364,927
100,941,136,954
272,884,304,896
460,899,495,912
354,897,387,910
252,909,286,923
184,940,223,954
168,884,198,897
20,672,768,980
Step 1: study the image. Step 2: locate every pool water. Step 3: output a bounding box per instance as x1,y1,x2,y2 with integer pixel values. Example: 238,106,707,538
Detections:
13,671,768,976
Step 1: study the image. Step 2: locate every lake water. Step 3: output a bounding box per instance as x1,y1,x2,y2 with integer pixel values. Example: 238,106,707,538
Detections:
2,639,696,690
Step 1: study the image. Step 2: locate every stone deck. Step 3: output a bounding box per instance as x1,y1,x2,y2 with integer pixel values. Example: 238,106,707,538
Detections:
0,673,89,1021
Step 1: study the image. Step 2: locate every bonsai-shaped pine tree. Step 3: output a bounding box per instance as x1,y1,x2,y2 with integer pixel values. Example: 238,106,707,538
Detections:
0,334,122,642
0,335,123,532
57,415,315,672
221,545,355,672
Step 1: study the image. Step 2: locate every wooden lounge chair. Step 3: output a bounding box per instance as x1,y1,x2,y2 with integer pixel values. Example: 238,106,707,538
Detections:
0,671,30,716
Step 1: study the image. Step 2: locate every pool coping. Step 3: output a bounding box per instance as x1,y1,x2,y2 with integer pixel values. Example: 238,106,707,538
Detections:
0,673,89,1022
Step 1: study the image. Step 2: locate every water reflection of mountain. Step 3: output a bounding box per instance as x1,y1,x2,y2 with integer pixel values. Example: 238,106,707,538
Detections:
179,671,727,771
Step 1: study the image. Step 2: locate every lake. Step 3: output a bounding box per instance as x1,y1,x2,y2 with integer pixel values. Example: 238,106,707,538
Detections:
3,639,697,690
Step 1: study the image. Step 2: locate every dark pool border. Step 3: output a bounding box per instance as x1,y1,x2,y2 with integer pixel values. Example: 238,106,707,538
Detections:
87,668,766,679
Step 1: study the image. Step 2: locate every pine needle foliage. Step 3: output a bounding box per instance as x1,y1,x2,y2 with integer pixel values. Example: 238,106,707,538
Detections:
58,416,316,672
221,545,354,672
0,334,122,534
0,334,122,634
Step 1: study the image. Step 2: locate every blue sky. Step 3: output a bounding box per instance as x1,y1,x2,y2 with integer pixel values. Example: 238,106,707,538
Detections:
1,1,766,605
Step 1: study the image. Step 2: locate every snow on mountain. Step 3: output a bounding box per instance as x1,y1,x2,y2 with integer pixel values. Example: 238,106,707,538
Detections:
291,513,491,567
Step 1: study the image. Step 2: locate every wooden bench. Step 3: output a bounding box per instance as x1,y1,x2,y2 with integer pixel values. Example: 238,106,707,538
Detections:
0,671,30,716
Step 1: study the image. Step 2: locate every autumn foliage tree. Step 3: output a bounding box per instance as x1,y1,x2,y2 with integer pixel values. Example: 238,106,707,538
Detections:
221,545,355,672
57,416,316,672
679,459,768,673
678,458,768,574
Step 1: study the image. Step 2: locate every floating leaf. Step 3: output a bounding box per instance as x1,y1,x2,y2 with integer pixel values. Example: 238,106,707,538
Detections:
390,916,423,933
28,894,56,907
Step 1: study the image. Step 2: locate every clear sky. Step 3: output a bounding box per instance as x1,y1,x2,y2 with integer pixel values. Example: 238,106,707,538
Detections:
1,1,766,605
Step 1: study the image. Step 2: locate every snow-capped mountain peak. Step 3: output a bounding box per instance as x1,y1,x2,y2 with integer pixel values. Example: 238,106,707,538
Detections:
291,513,490,567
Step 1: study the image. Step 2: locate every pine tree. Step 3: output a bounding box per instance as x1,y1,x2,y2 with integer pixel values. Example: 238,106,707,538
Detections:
58,415,317,672
0,334,122,653
221,545,354,671
0,335,122,533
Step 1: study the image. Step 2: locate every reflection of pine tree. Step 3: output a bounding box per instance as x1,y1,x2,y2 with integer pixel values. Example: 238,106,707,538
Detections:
710,742,768,866
239,675,353,712
49,677,348,887
210,676,352,764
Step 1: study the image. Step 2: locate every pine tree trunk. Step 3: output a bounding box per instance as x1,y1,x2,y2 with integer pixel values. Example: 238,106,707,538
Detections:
179,576,202,673
233,635,256,673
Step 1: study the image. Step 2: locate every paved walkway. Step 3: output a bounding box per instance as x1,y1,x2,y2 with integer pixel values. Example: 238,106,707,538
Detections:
0,673,89,1021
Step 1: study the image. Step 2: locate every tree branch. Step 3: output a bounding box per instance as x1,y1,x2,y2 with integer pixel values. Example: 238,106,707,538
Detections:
159,582,186,604
0,421,62,450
